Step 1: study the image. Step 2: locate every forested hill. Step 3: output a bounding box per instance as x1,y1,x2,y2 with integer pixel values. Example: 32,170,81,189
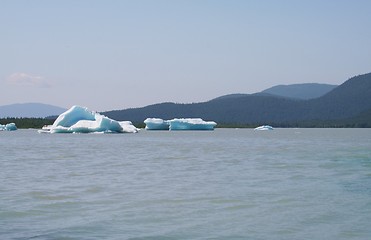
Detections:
104,73,371,127
305,73,371,120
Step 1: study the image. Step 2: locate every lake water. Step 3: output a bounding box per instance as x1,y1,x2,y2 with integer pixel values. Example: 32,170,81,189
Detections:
1,128,371,240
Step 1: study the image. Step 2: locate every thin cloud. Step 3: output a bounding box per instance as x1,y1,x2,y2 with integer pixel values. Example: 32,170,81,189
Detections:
6,72,52,88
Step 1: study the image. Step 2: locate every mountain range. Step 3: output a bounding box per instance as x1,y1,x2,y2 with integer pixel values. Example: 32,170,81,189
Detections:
0,82,335,119
103,73,371,127
261,83,337,99
0,103,66,118
1,73,370,127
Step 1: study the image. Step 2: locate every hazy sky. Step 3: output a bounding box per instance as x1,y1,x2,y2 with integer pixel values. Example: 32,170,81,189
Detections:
1,0,371,111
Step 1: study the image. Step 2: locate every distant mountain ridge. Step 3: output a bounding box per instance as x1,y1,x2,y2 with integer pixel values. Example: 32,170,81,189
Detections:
103,73,371,127
0,103,67,118
211,83,337,101
261,83,338,99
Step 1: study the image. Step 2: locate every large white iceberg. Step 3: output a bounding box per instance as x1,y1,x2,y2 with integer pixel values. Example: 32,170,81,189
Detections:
0,123,17,131
40,105,138,133
144,118,170,130
144,118,216,130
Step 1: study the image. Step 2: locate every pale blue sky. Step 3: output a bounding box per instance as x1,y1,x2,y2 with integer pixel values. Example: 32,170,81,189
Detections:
1,0,371,111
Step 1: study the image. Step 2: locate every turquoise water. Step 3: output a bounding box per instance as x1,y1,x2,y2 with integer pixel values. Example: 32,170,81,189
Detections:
1,129,371,239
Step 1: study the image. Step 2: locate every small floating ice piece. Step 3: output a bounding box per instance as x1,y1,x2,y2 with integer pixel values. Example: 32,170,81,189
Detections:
254,125,274,130
144,118,170,130
168,118,217,130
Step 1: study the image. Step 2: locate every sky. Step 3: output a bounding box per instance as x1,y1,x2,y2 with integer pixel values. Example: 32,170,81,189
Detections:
1,0,371,111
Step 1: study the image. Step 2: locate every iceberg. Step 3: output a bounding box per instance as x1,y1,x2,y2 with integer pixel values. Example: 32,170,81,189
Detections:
168,118,217,130
0,123,17,131
254,125,274,130
40,105,138,133
144,118,217,131
144,118,170,130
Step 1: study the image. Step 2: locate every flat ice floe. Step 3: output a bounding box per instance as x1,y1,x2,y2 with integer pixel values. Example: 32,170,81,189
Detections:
39,105,138,133
144,118,217,130
144,118,170,130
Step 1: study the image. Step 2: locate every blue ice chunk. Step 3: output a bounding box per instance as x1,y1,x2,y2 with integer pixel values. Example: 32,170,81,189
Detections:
168,118,217,131
6,123,17,131
144,118,170,130
144,118,217,131
0,123,17,131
